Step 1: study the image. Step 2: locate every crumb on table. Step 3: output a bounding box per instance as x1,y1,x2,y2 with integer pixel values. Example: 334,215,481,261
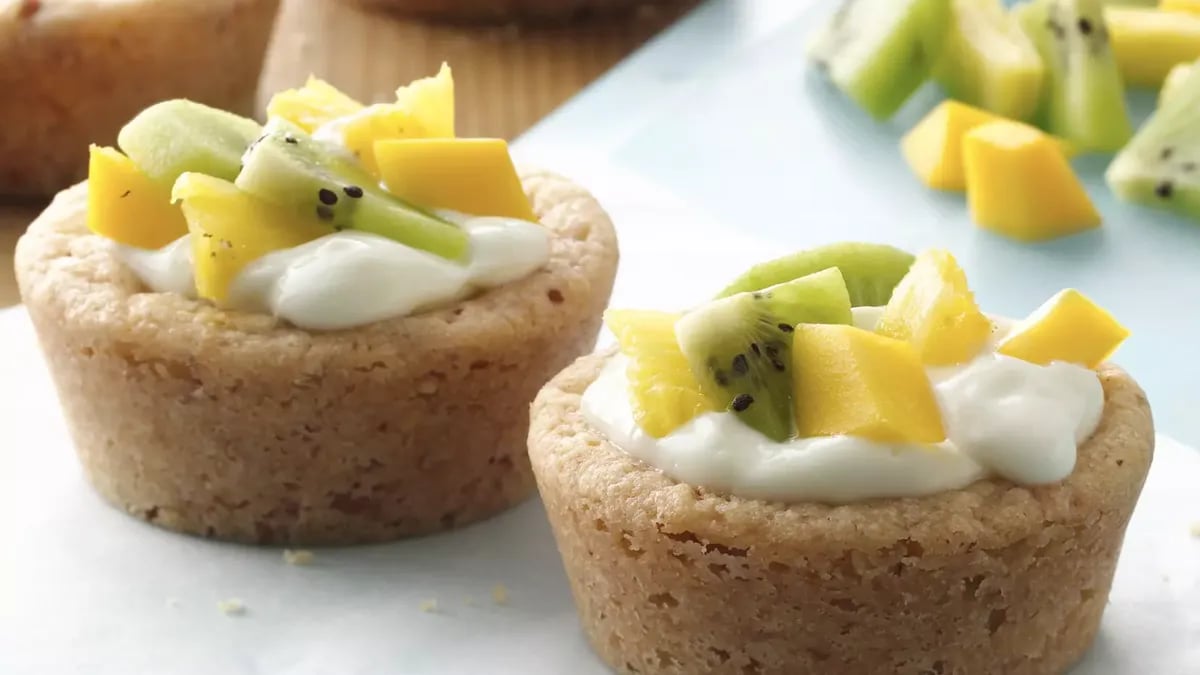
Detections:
491,583,509,606
283,549,315,566
217,598,246,616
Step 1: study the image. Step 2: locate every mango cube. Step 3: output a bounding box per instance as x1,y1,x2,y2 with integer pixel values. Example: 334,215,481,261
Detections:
963,120,1100,242
172,173,331,303
265,76,364,133
901,101,1005,191
395,62,455,139
791,324,946,444
1106,7,1200,88
339,105,428,176
997,289,1129,369
86,145,188,250
375,138,536,221
876,249,992,366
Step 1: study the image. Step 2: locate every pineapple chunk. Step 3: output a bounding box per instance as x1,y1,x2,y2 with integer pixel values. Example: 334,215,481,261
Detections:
172,173,331,303
1161,0,1200,13
395,62,455,139
1106,7,1200,88
791,324,946,444
902,101,1074,191
604,309,715,438
963,120,1100,242
86,145,188,249
997,289,1129,368
1160,61,1194,105
375,138,536,221
266,76,364,133
875,249,992,366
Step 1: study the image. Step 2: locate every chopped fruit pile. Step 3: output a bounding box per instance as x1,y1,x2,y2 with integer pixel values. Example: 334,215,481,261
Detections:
604,243,1128,444
85,64,540,305
811,0,1200,236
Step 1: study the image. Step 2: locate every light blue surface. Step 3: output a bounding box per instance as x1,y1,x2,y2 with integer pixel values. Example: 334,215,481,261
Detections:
517,0,1200,448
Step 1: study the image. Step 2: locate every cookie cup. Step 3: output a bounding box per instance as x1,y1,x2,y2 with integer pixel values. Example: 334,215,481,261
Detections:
16,170,618,545
0,0,281,196
528,351,1154,675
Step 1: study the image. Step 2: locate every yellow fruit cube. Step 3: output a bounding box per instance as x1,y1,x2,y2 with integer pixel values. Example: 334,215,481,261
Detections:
875,249,992,366
339,105,428,176
604,309,714,438
86,145,188,250
1162,0,1200,13
395,62,455,139
172,173,331,303
791,324,946,444
266,76,364,133
997,289,1129,369
375,138,536,221
963,120,1100,242
1106,7,1200,87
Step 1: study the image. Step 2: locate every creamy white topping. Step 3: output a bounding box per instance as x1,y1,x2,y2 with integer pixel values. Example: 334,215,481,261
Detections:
580,308,1105,503
114,213,549,331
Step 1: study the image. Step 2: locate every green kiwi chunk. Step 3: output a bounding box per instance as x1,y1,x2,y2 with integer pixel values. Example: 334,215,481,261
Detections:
117,99,261,187
235,119,469,261
677,268,853,442
716,242,915,307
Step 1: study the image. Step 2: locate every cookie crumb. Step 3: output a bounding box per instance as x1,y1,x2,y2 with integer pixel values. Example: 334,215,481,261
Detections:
217,598,246,616
283,549,315,566
419,598,438,613
491,583,509,606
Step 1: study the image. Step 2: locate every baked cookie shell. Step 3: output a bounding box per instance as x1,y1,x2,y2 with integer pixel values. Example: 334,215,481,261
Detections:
528,351,1154,675
0,0,281,196
16,170,618,545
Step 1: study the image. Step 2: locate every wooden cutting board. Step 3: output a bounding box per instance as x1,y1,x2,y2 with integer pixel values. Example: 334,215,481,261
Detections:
0,0,694,308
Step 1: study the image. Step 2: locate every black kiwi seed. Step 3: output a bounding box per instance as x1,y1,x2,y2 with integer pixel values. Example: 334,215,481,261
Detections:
1155,181,1174,199
316,204,335,220
731,394,754,412
318,188,338,205
714,370,729,387
764,345,780,361
771,359,787,372
750,343,762,357
343,185,364,199
284,135,298,145
731,354,749,376
778,323,794,333
1161,147,1174,160
1077,17,1092,35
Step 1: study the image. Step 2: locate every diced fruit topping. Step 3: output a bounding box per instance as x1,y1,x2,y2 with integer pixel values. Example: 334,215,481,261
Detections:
675,270,854,442
117,100,262,187
173,173,330,303
265,76,365,133
235,119,470,260
604,309,714,438
1160,60,1193,105
997,289,1129,368
934,0,1046,121
1106,7,1200,87
86,146,188,250
963,120,1101,240
902,100,1008,191
875,249,992,366
716,242,915,306
375,138,536,221
1106,60,1200,219
791,324,946,444
1015,0,1133,153
807,0,951,120
395,62,455,139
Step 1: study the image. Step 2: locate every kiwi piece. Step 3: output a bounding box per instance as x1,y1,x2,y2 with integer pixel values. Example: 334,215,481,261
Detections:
676,269,854,442
235,119,470,260
117,99,261,187
934,0,1046,121
807,0,952,120
1014,0,1134,153
1106,60,1200,219
716,242,915,307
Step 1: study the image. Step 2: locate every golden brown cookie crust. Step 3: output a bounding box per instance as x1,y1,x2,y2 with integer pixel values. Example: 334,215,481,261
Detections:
529,351,1154,675
16,169,619,545
0,0,281,196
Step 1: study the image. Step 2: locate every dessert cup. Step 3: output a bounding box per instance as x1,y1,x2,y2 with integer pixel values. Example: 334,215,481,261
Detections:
0,0,281,197
529,350,1154,675
16,169,618,545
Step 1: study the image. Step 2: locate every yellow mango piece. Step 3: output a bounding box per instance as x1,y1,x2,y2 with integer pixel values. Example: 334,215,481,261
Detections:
901,101,1075,192
1162,0,1200,13
172,173,331,303
963,120,1100,242
86,145,188,250
266,76,364,133
1106,7,1200,87
604,309,715,438
339,105,428,176
997,289,1129,369
875,249,992,366
791,324,946,444
1160,61,1194,105
375,138,536,221
395,62,455,139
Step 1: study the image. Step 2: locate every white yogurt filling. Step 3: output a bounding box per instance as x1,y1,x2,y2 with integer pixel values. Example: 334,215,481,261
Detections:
580,307,1104,504
114,211,550,331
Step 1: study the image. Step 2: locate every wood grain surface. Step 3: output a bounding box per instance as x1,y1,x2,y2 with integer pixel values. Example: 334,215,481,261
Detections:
0,0,693,308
